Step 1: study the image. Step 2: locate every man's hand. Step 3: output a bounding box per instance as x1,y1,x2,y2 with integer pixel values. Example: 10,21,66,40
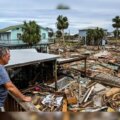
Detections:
22,96,32,102
5,81,32,102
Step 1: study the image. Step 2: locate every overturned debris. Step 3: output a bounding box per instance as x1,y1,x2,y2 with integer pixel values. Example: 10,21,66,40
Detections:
90,73,120,87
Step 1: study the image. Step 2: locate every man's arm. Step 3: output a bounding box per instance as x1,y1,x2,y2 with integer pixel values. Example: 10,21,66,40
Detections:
4,81,31,102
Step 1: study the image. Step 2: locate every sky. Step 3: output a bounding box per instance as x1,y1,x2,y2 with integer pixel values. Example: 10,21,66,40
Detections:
0,0,120,34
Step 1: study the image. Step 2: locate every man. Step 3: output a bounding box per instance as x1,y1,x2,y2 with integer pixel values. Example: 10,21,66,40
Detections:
101,38,106,51
102,38,107,51
0,47,31,112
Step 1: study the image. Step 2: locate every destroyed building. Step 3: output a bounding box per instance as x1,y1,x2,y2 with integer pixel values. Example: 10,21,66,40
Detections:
2,41,120,113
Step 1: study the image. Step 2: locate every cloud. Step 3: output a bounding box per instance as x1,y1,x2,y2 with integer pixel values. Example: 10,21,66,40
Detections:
0,0,119,33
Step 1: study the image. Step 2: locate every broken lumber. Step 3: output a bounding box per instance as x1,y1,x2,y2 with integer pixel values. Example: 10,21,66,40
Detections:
105,88,120,97
67,97,77,104
84,86,94,103
90,73,120,87
62,99,68,112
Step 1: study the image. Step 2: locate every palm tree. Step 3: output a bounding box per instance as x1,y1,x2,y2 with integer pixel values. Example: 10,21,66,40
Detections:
113,29,120,38
56,15,69,45
47,28,54,42
94,28,105,49
86,29,96,45
48,29,54,38
86,28,105,49
56,30,62,38
112,16,120,39
21,21,41,46
56,30,62,44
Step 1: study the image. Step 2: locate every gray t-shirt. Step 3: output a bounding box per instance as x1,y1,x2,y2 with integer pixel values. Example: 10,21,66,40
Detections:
0,65,10,107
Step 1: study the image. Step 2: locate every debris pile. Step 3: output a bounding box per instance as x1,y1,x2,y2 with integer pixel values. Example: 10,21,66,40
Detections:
48,44,120,112
23,84,64,112
6,44,120,112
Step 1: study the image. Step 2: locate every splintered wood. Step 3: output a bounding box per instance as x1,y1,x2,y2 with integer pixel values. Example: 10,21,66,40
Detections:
92,73,120,87
6,44,120,112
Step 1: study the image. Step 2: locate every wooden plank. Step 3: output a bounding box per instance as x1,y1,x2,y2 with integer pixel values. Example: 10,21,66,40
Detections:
62,99,68,112
57,56,87,65
67,97,77,104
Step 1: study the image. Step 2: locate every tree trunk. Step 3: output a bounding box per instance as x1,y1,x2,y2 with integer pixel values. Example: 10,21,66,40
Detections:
29,43,33,48
92,73,120,87
98,39,100,50
62,29,65,46
116,28,119,43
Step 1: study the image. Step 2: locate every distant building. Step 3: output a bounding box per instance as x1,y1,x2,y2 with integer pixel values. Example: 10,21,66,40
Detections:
0,24,53,52
79,27,107,37
79,27,107,45
107,32,114,38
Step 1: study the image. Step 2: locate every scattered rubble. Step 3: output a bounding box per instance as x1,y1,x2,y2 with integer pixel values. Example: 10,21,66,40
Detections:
48,44,120,112
5,44,120,112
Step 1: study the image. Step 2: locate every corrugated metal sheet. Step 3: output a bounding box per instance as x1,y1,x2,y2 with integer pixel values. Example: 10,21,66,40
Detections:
5,49,59,68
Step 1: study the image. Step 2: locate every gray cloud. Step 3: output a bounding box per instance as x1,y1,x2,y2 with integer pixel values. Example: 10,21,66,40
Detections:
0,0,119,33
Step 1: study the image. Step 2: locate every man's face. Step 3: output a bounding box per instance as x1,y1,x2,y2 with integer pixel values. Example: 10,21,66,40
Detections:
2,50,10,65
